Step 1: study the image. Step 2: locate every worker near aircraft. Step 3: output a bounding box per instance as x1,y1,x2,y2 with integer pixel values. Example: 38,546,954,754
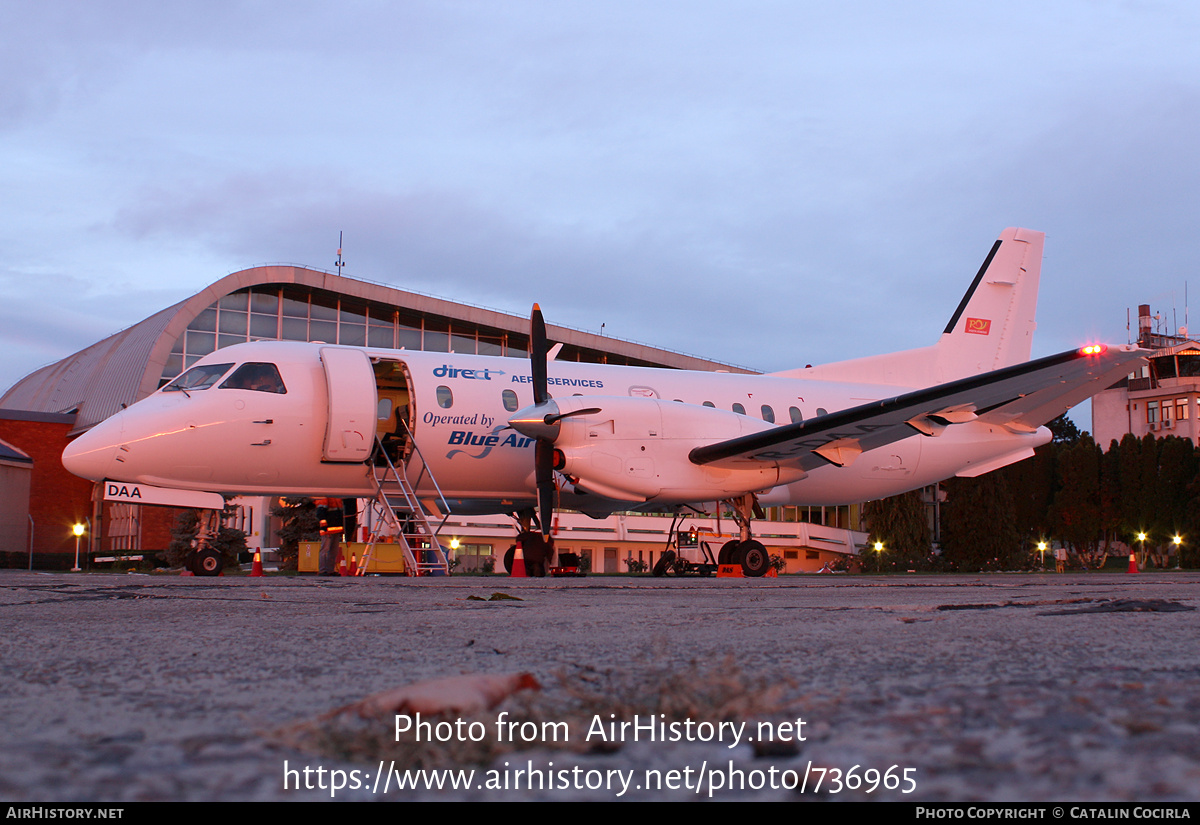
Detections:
316,497,344,576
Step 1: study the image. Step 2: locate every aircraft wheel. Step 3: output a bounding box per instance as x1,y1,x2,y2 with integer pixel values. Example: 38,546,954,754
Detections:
740,540,769,578
718,540,741,566
195,548,223,577
652,549,676,577
503,545,516,575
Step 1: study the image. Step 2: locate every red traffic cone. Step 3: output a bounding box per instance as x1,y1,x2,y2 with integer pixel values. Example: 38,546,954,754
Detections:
348,551,358,576
250,549,264,577
337,550,348,576
510,539,527,577
1127,552,1139,574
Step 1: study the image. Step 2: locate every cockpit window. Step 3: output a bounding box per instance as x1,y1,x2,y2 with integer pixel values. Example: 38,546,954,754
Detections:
220,362,287,394
162,363,234,392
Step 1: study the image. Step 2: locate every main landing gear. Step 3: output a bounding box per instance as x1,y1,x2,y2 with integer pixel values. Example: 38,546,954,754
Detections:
720,493,770,578
652,496,771,578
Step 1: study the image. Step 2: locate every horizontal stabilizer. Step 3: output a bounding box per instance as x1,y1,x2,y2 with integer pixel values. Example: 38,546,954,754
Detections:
691,344,1146,471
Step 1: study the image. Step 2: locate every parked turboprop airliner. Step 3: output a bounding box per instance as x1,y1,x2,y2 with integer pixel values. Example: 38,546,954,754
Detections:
62,228,1144,575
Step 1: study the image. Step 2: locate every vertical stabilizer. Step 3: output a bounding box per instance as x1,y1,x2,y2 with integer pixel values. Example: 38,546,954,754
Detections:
774,228,1043,387
936,227,1042,374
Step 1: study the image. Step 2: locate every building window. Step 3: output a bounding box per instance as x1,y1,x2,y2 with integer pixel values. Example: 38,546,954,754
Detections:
1163,402,1172,422
1178,399,1190,420
1147,400,1159,424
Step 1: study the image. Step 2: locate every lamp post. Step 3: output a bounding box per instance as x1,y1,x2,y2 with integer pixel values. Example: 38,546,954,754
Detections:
1037,541,1047,570
1173,534,1183,569
71,523,85,572
1137,531,1147,568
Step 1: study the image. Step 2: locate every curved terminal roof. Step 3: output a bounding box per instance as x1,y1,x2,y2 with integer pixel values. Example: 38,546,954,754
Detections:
2,266,752,434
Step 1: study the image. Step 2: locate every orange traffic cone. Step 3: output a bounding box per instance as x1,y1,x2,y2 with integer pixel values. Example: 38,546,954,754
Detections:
348,551,358,576
337,550,348,577
1127,552,1139,574
510,539,527,577
250,549,264,577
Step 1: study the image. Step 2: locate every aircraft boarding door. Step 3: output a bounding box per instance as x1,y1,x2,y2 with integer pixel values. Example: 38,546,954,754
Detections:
319,347,378,462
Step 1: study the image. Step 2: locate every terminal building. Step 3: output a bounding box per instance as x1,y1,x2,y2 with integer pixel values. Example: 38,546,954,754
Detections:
0,265,868,572
1091,304,1200,449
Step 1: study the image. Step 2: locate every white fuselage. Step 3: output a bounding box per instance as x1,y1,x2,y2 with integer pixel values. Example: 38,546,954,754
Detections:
61,340,1049,512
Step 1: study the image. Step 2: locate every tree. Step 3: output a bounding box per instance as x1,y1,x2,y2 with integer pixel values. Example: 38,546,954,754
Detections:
271,497,319,571
1047,413,1083,445
1049,436,1104,565
863,490,932,572
1000,440,1059,552
939,474,1022,571
1150,436,1197,567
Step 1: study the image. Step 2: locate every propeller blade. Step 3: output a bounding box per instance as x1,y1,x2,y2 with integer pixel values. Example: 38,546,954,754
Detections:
531,304,548,406
544,407,602,426
535,437,556,539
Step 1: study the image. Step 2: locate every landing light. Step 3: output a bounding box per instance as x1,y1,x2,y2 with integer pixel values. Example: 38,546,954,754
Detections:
1079,344,1107,356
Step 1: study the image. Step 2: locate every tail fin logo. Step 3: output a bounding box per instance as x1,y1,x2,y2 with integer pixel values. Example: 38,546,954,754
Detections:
965,317,992,335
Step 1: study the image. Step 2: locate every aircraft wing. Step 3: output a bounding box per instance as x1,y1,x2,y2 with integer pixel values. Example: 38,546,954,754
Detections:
689,345,1147,471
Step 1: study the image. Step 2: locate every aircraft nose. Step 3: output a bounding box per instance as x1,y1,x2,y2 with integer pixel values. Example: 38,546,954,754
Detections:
62,412,124,482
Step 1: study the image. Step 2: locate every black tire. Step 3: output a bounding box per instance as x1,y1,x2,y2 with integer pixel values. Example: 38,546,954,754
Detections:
195,548,223,577
652,549,676,577
503,545,516,575
718,540,741,566
740,540,769,577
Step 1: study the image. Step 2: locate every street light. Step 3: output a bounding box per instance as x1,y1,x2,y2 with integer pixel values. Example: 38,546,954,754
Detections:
1037,541,1047,570
71,523,85,572
1173,534,1183,569
1137,531,1147,567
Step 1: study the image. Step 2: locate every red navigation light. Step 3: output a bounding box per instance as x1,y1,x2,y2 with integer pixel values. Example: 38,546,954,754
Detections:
1079,344,1107,356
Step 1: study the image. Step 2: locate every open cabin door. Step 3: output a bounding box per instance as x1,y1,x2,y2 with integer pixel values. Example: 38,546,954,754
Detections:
320,347,377,462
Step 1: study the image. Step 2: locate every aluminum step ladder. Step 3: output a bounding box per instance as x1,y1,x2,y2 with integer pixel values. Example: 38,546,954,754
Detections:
360,427,452,576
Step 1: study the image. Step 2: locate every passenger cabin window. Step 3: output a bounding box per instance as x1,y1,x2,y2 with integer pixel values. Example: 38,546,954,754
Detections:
702,401,715,408
502,389,519,412
732,403,746,415
761,405,775,423
816,407,828,417
220,362,286,394
789,406,803,424
437,386,454,409
163,363,234,392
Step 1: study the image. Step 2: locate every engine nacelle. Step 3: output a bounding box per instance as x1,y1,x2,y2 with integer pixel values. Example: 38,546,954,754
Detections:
549,396,806,502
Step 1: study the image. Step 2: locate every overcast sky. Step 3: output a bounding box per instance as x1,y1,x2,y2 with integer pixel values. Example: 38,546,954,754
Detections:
2,1,1197,427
